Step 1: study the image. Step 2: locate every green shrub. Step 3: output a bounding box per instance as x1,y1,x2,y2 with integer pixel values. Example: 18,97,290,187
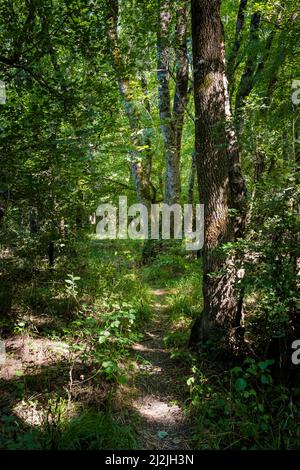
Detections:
188,357,300,450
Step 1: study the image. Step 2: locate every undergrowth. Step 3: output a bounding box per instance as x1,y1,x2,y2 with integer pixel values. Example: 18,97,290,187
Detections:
1,234,300,450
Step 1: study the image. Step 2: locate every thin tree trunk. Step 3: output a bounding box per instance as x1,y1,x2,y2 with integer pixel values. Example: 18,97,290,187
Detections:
188,150,198,255
227,0,248,95
252,13,282,117
235,11,281,126
234,11,261,122
173,0,189,184
254,13,281,79
254,150,266,182
157,0,188,205
188,151,196,206
48,241,55,267
140,74,153,183
107,0,153,206
157,0,177,204
190,0,247,355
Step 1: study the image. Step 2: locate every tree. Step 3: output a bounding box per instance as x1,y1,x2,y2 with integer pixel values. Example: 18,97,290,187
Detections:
227,0,249,95
157,0,189,204
190,0,247,354
0,0,121,266
234,5,282,126
106,0,154,206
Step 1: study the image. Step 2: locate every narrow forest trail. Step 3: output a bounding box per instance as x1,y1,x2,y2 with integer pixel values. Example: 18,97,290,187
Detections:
129,288,192,450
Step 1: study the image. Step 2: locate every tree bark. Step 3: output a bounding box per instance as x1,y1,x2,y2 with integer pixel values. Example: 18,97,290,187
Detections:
157,0,189,205
188,151,196,206
191,0,247,355
48,241,55,267
107,0,153,206
173,0,189,185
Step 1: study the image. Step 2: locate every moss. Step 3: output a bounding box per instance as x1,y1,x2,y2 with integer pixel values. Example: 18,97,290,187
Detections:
198,74,214,91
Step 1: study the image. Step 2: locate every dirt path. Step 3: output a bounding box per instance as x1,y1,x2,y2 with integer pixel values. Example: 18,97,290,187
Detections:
130,288,191,450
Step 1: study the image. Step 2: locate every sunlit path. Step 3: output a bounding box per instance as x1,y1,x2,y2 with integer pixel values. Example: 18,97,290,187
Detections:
129,289,191,450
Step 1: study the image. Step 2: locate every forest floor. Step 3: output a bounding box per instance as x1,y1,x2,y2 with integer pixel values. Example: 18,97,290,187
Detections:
0,285,193,449
1,239,299,450
0,239,201,449
129,288,191,450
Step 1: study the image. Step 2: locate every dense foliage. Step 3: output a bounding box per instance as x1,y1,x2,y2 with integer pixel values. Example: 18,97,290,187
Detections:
0,0,299,450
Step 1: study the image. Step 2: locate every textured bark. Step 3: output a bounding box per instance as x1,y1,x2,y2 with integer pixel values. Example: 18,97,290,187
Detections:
157,0,189,205
254,150,266,182
29,208,39,233
188,151,196,206
140,74,154,184
157,0,176,204
48,241,55,267
173,1,189,173
107,0,153,205
227,0,248,94
0,206,4,221
191,0,247,354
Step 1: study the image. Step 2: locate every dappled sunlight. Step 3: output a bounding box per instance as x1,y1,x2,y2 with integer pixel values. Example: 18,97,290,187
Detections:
133,398,183,425
1,336,69,381
0,0,298,453
125,287,192,450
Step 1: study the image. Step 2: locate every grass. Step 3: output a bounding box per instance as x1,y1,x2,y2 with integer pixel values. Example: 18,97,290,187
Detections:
1,406,139,450
0,237,150,450
2,236,300,450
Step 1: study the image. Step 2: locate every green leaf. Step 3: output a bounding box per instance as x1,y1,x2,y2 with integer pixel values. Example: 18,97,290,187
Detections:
258,359,274,370
261,374,272,385
235,378,247,392
117,375,127,384
98,335,107,344
231,366,242,375
102,360,115,369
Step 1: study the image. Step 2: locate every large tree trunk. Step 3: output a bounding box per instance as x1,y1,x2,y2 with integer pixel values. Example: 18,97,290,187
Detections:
157,0,188,205
190,0,247,355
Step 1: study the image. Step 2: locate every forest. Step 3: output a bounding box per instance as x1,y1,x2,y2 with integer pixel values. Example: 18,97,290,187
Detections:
0,0,299,452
